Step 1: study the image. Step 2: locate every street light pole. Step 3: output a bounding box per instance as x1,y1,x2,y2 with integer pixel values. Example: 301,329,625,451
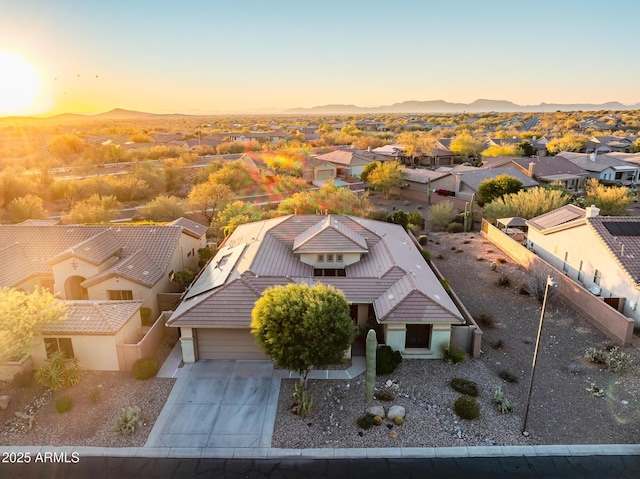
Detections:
522,275,557,436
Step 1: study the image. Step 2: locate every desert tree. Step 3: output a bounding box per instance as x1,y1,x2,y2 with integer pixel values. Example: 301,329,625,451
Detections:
62,194,122,224
583,178,635,216
187,180,234,224
477,174,524,206
0,287,68,364
137,195,186,222
367,160,405,200
3,194,48,223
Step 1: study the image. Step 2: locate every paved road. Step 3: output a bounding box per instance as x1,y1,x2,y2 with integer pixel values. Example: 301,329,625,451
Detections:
2,455,639,479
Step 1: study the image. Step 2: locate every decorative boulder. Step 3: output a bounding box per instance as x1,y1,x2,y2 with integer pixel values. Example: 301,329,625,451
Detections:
366,405,385,417
0,395,10,410
387,405,405,420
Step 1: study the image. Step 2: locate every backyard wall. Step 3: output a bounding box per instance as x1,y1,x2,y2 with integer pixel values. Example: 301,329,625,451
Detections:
482,220,635,346
116,312,177,371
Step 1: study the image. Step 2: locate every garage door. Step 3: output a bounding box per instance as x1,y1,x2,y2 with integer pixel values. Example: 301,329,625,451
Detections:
196,328,269,360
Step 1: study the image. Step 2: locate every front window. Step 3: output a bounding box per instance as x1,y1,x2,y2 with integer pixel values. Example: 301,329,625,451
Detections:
44,338,74,359
563,252,569,272
108,290,133,300
313,268,346,277
326,254,334,262
317,254,324,263
578,261,584,282
405,324,431,348
594,270,602,285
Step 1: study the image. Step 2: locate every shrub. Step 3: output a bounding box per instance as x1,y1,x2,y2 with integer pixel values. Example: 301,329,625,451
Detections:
447,222,464,233
454,395,480,420
476,311,495,329
496,273,510,287
357,414,375,430
421,249,431,262
408,211,426,229
525,268,557,303
55,395,73,413
451,213,465,224
418,235,429,246
35,351,81,392
112,406,142,435
429,201,457,230
376,346,402,375
585,346,632,372
450,377,479,397
439,279,451,294
88,386,101,404
132,357,159,380
387,210,409,230
490,339,505,350
440,343,467,364
140,308,153,326
498,369,519,383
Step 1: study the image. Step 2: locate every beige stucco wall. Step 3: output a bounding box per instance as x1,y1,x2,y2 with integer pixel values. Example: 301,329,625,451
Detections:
115,310,143,344
385,322,452,359
528,223,640,325
30,334,119,371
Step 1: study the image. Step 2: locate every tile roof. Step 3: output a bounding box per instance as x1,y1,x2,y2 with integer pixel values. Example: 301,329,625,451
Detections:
588,216,640,285
42,300,143,335
167,217,208,239
557,152,638,173
512,156,587,178
168,214,463,327
402,168,449,183
292,216,367,253
0,220,200,288
0,243,34,286
315,149,386,166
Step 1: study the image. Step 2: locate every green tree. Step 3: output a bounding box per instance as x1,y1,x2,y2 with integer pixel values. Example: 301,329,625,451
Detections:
188,180,234,224
367,160,404,199
251,283,356,387
214,200,260,237
477,174,524,206
3,194,47,223
482,187,571,221
360,161,380,183
63,194,122,224
396,131,435,164
0,287,68,364
137,195,186,222
583,178,634,216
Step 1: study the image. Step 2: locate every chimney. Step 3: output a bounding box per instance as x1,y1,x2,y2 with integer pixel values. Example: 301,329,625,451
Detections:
589,152,596,162
527,162,535,177
586,205,600,218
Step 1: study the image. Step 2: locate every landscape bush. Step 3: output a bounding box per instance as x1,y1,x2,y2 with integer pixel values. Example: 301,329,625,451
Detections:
356,414,375,430
429,201,457,230
421,249,431,262
496,273,510,287
35,351,81,392
440,342,467,364
376,345,403,375
492,386,516,413
132,357,160,380
112,406,142,435
450,377,479,397
476,311,495,329
418,234,429,246
498,369,519,383
585,346,632,372
55,395,73,413
447,222,464,233
454,395,480,420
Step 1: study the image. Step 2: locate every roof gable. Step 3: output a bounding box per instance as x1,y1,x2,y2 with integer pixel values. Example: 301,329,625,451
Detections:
588,216,640,285
293,216,368,253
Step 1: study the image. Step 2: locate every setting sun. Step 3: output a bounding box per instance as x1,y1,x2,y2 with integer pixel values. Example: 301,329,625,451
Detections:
0,49,41,115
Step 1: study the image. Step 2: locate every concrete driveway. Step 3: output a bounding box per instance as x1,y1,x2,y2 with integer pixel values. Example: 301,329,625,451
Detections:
146,360,280,450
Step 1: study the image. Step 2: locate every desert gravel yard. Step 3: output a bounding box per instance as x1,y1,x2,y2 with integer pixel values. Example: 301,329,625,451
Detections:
271,231,640,448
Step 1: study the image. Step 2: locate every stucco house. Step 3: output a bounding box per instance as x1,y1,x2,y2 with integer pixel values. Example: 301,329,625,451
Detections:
0,218,207,317
314,148,389,178
556,151,640,185
526,204,640,326
167,214,465,363
29,300,145,371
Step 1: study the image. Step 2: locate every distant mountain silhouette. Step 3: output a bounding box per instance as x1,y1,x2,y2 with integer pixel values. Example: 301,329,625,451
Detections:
286,99,640,114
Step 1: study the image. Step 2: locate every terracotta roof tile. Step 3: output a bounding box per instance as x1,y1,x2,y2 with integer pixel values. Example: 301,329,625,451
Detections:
42,300,143,335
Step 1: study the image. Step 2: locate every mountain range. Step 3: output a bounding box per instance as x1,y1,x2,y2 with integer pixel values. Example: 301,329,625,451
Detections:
5,99,640,121
284,99,640,114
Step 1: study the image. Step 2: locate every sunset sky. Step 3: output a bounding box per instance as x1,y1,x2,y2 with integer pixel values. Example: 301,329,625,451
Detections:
1,0,639,116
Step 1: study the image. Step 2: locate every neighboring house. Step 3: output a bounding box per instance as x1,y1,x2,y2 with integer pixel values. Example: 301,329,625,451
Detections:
29,300,144,371
314,148,389,178
392,168,452,202
509,156,589,193
526,205,640,326
372,144,405,161
167,215,465,362
227,131,285,143
453,166,539,201
301,157,338,183
0,218,207,317
355,120,386,132
236,152,276,178
586,136,638,154
556,151,640,185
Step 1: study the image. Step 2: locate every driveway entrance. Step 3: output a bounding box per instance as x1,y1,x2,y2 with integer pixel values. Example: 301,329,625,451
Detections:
146,360,280,449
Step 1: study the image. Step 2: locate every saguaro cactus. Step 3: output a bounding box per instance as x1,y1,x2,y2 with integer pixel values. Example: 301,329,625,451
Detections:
366,329,377,403
464,193,476,232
